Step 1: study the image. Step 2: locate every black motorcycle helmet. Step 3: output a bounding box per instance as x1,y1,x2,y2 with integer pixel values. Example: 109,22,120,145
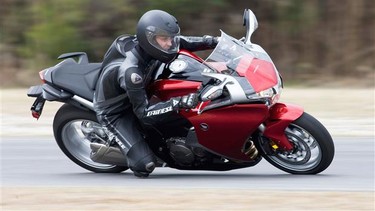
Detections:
136,10,180,63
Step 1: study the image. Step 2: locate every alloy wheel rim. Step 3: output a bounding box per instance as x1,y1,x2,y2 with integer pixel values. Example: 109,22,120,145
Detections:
268,124,322,172
61,120,116,169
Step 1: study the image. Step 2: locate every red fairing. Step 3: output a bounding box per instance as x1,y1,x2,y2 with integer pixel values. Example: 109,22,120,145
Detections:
179,50,204,62
181,104,269,161
236,55,278,93
151,79,201,100
263,103,304,150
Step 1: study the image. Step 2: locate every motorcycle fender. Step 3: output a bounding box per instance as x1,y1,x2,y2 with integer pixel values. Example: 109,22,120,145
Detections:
42,84,73,101
27,85,43,97
263,103,304,150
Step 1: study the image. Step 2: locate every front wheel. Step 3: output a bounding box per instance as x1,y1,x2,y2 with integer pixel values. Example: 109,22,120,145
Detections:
53,104,128,173
257,112,335,174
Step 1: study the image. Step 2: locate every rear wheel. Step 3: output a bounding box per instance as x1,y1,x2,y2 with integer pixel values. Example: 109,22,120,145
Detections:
53,104,128,173
258,112,335,174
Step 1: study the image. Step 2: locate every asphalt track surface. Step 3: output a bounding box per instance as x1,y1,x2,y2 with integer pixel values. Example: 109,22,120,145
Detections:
1,136,373,191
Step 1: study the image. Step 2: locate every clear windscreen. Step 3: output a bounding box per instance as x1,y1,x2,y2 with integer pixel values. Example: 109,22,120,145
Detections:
203,31,279,93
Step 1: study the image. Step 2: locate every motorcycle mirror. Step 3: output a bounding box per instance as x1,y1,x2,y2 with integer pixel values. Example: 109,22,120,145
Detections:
243,9,258,45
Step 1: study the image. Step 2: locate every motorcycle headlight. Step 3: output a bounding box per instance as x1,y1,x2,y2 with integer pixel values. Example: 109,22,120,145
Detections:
258,85,282,106
258,88,274,98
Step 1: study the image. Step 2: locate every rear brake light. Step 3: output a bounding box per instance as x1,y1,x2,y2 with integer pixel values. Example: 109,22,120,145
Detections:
31,110,41,119
39,70,46,83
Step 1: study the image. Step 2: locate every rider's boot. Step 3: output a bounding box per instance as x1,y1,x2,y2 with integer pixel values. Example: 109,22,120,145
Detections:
126,141,156,178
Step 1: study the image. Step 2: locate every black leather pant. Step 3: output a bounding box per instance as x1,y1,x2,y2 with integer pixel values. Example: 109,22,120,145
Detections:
96,111,155,173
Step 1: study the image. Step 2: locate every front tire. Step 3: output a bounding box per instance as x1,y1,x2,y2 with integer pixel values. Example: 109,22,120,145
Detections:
258,112,335,174
53,104,128,173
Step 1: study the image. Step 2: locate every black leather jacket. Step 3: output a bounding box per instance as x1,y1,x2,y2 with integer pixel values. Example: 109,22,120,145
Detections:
94,35,217,125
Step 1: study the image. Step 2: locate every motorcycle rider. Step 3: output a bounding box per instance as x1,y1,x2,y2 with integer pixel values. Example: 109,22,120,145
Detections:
94,10,218,177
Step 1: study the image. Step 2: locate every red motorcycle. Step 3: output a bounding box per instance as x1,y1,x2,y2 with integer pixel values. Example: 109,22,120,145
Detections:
27,9,334,175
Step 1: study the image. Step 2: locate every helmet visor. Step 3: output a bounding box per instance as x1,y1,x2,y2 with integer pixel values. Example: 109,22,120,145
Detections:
146,26,180,54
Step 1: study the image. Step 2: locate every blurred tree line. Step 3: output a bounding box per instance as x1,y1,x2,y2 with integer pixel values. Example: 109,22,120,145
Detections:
0,0,374,87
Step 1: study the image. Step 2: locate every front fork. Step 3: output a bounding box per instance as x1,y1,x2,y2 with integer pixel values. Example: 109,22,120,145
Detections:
260,103,304,151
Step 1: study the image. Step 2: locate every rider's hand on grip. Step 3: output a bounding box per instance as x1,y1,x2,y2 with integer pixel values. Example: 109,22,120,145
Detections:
178,93,199,109
203,35,219,47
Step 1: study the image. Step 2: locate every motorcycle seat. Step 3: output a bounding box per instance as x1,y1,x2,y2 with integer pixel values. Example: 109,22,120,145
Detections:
52,59,102,101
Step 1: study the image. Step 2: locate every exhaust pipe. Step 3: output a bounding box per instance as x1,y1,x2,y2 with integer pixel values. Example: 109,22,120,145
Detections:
90,143,128,166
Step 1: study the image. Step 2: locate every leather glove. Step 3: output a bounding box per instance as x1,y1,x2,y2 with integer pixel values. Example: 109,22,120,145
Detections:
203,35,219,47
178,93,199,109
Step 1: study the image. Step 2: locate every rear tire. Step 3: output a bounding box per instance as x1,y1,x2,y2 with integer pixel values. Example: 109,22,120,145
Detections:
53,104,128,173
258,112,335,174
